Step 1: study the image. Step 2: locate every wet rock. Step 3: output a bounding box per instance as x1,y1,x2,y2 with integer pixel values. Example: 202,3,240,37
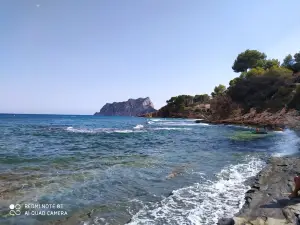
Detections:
231,157,300,225
217,218,235,225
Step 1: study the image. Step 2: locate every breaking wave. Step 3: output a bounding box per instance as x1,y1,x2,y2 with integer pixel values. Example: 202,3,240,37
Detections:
272,129,300,156
66,127,135,134
127,156,265,225
147,119,210,127
133,124,144,130
152,127,192,131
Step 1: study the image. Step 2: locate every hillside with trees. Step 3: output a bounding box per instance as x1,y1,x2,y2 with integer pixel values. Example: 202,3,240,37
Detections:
145,94,211,119
142,49,300,127
211,50,300,121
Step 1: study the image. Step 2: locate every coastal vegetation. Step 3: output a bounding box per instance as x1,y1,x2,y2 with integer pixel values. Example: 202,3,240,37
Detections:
216,49,300,117
146,49,300,123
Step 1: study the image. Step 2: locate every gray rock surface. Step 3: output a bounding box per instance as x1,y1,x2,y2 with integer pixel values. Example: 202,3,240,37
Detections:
94,97,157,116
218,157,300,225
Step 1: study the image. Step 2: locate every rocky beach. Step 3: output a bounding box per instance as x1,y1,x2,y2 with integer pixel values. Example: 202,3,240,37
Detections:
219,157,300,225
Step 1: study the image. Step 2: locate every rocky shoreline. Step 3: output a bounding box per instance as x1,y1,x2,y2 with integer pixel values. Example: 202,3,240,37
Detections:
218,157,300,225
142,107,300,129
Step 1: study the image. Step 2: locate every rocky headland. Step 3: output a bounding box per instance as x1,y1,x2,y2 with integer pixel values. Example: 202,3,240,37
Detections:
94,97,157,116
140,49,300,129
218,157,300,225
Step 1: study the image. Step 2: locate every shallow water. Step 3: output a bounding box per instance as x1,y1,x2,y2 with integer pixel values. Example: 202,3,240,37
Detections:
0,114,299,225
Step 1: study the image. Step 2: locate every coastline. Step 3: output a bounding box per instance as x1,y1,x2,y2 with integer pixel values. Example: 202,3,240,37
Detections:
218,157,300,225
143,108,300,130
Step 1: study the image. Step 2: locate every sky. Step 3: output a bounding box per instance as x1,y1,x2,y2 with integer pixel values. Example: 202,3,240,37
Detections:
1,0,300,115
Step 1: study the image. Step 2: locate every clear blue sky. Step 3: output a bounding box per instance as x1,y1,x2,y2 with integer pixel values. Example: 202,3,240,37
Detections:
1,0,299,114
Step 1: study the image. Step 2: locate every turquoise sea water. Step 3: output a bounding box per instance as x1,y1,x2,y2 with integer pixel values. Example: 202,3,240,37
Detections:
0,114,299,225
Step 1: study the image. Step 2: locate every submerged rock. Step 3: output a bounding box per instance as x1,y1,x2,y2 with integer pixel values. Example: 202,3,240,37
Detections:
94,97,157,116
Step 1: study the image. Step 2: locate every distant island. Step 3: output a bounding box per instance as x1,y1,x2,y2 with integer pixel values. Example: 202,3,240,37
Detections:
94,97,157,116
141,49,300,129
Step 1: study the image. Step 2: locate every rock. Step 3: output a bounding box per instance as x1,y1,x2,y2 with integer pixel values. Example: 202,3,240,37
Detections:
94,97,157,116
195,119,210,123
217,218,235,225
229,157,300,225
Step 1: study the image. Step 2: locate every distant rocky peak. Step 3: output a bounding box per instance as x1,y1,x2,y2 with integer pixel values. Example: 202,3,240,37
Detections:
94,97,157,116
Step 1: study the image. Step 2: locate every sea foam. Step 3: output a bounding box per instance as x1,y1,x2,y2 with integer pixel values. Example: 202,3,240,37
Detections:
127,156,265,225
133,124,144,130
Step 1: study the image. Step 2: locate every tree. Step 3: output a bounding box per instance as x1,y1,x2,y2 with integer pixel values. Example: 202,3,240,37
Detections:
166,95,194,109
294,52,300,63
245,67,265,78
211,84,226,97
229,77,241,87
264,59,280,70
232,49,267,72
280,53,300,73
255,59,279,70
281,54,294,68
194,94,210,103
166,97,177,104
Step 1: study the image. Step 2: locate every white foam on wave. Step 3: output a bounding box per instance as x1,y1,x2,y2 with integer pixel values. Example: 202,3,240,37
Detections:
152,127,192,131
147,119,211,127
225,124,252,129
272,129,300,156
155,122,210,126
133,124,144,130
150,119,166,122
66,127,137,134
127,156,265,225
114,129,134,133
66,126,194,133
66,127,96,133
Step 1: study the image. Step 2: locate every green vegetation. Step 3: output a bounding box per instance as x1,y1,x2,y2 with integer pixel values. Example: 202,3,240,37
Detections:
152,49,300,119
228,50,299,112
194,94,210,103
211,84,226,97
153,94,211,118
232,49,267,72
165,94,210,112
213,49,300,116
281,52,300,73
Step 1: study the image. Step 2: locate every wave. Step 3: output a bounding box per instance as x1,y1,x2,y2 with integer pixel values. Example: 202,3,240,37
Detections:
148,121,210,126
225,124,252,129
150,119,166,122
146,118,212,127
66,127,136,134
65,125,195,133
152,127,192,131
272,129,300,156
133,124,144,130
127,156,265,225
157,122,210,126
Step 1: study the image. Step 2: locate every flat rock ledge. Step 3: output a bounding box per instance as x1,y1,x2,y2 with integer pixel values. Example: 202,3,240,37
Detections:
218,157,300,225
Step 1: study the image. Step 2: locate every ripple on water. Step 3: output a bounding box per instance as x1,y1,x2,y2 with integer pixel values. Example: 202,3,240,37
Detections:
0,115,297,225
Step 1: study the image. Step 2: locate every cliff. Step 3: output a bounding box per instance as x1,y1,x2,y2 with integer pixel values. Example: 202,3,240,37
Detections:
218,157,300,225
94,97,157,116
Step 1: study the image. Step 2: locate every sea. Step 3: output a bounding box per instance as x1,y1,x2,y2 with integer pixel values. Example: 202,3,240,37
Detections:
0,114,300,225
